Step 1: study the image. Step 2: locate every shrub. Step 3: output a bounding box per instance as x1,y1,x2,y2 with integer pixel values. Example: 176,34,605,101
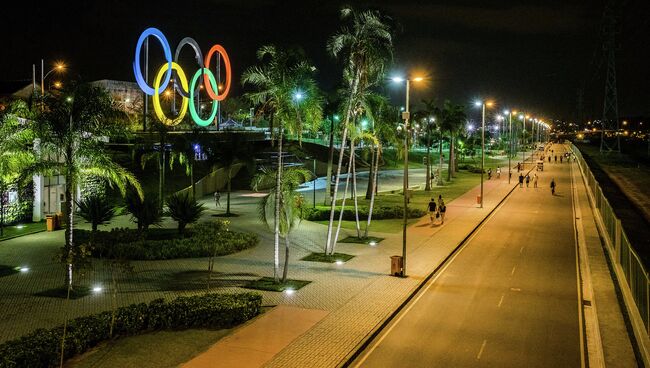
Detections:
0,292,261,368
76,194,116,232
166,192,205,234
125,192,162,231
304,206,425,221
80,221,259,260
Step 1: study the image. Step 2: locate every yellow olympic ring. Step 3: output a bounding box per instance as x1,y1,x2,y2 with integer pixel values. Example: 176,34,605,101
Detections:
153,62,189,126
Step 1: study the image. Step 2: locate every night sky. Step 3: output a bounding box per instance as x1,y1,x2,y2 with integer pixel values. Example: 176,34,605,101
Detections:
3,0,649,121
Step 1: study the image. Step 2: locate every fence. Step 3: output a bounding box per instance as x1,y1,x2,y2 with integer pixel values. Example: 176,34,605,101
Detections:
571,143,650,359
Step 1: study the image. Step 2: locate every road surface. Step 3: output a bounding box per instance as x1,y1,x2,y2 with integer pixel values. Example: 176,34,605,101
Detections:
353,144,582,367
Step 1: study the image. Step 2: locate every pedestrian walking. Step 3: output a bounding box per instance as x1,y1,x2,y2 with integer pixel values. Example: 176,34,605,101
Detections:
496,167,501,179
214,191,221,207
487,168,492,180
439,199,446,224
427,198,437,224
554,155,557,163
518,173,524,188
525,174,530,187
517,162,521,172
437,194,444,209
550,178,556,195
533,174,538,188
560,155,563,163
548,156,551,163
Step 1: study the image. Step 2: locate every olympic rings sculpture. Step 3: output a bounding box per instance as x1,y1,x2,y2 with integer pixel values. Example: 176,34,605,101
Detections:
133,27,231,127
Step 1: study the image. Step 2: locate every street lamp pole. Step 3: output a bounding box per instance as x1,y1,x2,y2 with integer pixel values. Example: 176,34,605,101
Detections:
505,110,512,184
313,158,316,209
480,103,485,208
402,78,410,277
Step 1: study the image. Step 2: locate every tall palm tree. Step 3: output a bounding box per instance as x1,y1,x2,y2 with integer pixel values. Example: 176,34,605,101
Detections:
440,101,467,181
420,99,441,190
325,6,393,255
140,121,170,210
27,83,143,288
168,128,206,199
243,45,323,282
253,167,310,283
208,132,255,216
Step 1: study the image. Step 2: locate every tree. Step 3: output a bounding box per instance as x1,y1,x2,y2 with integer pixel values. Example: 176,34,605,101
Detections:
439,101,467,181
208,132,255,216
26,83,143,289
243,45,323,282
419,99,440,190
166,192,205,235
0,100,35,237
125,192,161,232
252,167,310,283
168,128,206,199
140,121,170,210
76,194,115,232
325,6,393,255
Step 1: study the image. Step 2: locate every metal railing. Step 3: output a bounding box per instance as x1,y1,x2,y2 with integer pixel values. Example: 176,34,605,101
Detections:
571,143,650,336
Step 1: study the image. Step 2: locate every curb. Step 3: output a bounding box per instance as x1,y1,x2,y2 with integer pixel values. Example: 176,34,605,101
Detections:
0,229,48,243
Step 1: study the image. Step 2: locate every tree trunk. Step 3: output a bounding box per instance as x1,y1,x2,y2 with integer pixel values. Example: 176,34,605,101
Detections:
325,67,361,255
447,133,454,181
333,140,355,248
282,235,290,283
365,147,375,200
64,172,74,288
325,118,335,205
226,167,232,215
438,134,444,186
364,145,380,238
190,162,195,199
425,135,431,191
352,152,361,238
273,123,283,282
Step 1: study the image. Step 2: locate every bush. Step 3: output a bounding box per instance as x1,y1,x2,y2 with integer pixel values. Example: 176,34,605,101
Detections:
304,206,425,221
79,221,259,260
166,192,205,234
0,292,261,368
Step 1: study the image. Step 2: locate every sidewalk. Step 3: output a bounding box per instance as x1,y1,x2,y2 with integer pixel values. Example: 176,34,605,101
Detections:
570,154,637,367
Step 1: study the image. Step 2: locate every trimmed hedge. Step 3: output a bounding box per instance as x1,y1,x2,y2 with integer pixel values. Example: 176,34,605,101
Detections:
305,206,426,221
78,221,259,260
0,292,262,368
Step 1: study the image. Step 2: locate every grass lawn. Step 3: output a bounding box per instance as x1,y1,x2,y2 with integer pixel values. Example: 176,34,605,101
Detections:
301,252,355,263
66,328,231,368
244,277,311,292
0,221,46,241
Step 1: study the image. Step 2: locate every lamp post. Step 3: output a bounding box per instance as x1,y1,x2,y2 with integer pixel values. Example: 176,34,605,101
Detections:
40,60,65,110
475,101,493,208
519,113,526,165
504,110,513,183
392,76,423,277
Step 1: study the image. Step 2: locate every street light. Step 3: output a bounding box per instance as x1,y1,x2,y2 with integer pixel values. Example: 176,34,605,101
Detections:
475,100,493,208
504,109,513,183
391,75,424,277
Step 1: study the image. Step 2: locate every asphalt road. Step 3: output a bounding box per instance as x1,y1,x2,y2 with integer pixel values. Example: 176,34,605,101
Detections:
353,144,582,368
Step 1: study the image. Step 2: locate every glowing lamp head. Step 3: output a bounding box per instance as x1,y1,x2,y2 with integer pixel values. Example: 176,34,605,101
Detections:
333,114,340,121
413,77,424,82
391,77,405,83
293,91,304,101
474,101,482,107
503,110,510,115
486,101,494,107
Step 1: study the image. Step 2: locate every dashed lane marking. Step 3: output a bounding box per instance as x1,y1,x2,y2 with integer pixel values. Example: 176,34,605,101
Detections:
476,339,487,360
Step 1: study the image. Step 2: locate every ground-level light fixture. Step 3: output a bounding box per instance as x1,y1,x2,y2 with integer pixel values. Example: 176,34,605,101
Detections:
335,260,344,265
92,286,103,293
369,241,377,247
17,266,29,273
284,288,295,295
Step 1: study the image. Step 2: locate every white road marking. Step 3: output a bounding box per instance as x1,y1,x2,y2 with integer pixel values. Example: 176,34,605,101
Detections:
497,294,505,308
476,339,487,360
519,246,524,254
510,287,521,292
510,266,517,276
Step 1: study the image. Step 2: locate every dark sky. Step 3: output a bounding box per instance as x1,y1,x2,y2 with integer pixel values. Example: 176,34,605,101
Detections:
3,0,649,121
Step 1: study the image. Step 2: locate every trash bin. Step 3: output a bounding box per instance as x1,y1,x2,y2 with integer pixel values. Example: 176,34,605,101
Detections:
476,195,481,204
46,215,55,232
390,255,403,276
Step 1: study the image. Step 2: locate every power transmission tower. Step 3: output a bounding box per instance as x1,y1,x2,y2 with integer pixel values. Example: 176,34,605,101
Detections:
600,1,621,153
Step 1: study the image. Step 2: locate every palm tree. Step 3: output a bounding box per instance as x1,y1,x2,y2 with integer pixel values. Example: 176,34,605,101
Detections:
27,83,143,288
166,192,205,234
325,6,393,255
243,45,323,282
125,191,161,232
440,101,467,181
0,101,35,237
140,121,170,210
168,129,205,199
420,99,440,190
76,194,115,232
208,132,255,216
252,167,310,283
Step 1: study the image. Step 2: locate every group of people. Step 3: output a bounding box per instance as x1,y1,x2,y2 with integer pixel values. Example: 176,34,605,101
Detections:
486,167,501,180
518,172,539,188
427,195,447,225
